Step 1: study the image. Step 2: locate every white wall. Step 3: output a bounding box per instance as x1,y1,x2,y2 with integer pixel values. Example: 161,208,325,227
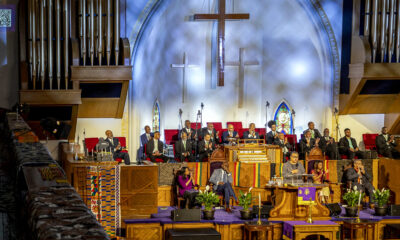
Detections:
75,118,122,139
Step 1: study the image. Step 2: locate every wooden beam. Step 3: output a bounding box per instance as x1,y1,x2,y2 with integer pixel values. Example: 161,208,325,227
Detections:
71,66,132,81
19,90,82,105
116,81,129,118
77,98,120,118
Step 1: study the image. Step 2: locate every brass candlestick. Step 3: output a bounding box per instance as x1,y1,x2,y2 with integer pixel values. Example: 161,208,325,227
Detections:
355,205,361,223
306,199,313,224
257,205,262,225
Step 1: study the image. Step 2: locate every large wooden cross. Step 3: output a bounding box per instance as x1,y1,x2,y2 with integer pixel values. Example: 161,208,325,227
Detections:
226,48,259,108
194,0,249,86
171,52,199,103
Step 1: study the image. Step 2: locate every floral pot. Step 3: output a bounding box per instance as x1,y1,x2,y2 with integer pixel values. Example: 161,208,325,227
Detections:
203,209,215,220
345,206,358,217
375,206,388,216
240,209,252,220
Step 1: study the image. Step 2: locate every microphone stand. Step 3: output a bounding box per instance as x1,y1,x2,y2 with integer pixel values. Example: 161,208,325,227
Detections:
334,108,341,160
194,111,201,161
265,101,270,141
179,109,183,130
291,109,296,152
200,103,204,129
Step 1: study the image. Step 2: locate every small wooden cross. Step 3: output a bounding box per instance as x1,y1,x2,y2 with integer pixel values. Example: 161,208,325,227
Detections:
194,0,249,86
171,52,199,103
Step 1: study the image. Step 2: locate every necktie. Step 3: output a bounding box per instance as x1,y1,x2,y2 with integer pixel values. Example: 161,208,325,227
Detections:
311,130,315,138
183,140,186,150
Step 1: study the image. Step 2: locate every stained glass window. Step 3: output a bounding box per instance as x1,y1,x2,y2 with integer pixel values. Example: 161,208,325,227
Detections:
152,100,160,132
274,101,293,134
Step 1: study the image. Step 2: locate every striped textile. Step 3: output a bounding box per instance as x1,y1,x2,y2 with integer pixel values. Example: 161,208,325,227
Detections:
193,162,203,186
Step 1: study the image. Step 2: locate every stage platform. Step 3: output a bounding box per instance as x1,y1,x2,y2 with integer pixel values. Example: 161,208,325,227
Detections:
124,206,400,240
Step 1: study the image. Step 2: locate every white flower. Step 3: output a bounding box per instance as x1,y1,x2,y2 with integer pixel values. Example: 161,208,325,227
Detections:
248,187,253,193
206,185,210,191
244,193,247,196
353,186,357,191
199,190,203,194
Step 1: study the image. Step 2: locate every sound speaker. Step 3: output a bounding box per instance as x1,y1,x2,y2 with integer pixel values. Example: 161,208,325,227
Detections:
252,205,274,218
388,205,400,216
325,203,342,216
171,209,201,222
165,228,221,240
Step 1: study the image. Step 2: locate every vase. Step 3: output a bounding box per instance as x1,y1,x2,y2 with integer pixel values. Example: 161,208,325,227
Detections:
374,206,387,216
240,209,252,220
345,206,358,217
203,209,215,220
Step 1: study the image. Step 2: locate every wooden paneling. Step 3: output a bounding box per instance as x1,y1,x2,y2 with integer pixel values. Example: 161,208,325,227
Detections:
77,98,120,118
19,90,82,105
378,158,400,204
158,186,173,207
126,223,162,240
71,66,132,81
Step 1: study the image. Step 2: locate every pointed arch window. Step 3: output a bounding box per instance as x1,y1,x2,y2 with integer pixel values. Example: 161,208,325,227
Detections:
274,101,293,134
152,100,161,132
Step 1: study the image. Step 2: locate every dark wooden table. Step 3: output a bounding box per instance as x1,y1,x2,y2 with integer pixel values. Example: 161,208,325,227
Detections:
244,221,274,240
341,219,377,240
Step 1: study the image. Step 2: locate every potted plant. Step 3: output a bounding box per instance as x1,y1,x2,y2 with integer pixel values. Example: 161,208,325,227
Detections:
373,188,390,216
195,185,220,220
238,187,254,220
342,186,365,217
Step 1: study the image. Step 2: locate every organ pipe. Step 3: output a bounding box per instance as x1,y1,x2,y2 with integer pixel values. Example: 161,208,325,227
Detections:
388,0,395,62
56,0,61,89
40,0,45,90
48,0,53,89
98,0,103,65
64,0,69,88
379,0,387,62
371,0,379,62
31,0,37,89
90,0,94,66
106,0,111,66
114,0,119,65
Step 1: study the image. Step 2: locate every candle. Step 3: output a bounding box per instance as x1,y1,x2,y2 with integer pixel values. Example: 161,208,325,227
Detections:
259,193,261,207
358,190,362,206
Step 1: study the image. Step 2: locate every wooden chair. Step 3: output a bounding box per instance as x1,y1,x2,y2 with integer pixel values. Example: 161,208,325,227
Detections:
305,147,325,174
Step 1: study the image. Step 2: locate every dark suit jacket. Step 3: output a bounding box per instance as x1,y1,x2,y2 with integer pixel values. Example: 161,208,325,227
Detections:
274,138,292,151
179,128,197,140
243,131,260,139
146,139,164,156
302,129,322,139
201,128,220,143
344,167,372,186
299,138,316,154
175,139,192,157
266,131,278,144
105,137,119,153
319,136,335,151
222,131,239,144
339,137,358,151
140,132,154,146
198,140,216,154
375,134,397,154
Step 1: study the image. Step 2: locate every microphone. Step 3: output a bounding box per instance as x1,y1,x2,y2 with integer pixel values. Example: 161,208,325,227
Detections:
292,109,296,115
197,110,201,116
266,101,270,107
334,107,338,114
201,102,204,109
179,108,183,116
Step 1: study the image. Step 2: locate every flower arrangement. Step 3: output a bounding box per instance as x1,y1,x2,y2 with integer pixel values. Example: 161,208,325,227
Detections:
238,187,254,211
343,186,365,207
373,188,390,207
195,185,220,211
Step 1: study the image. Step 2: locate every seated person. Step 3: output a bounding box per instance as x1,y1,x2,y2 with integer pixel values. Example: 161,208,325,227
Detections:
376,126,399,159
302,121,322,139
104,130,130,165
319,128,338,160
282,152,305,184
274,132,292,160
266,120,278,144
339,128,365,159
209,161,238,213
243,123,259,142
344,159,375,202
179,120,197,141
146,131,168,162
198,133,216,161
299,130,319,159
139,125,153,159
222,124,239,144
175,132,194,162
177,167,199,209
201,123,220,144
311,161,330,203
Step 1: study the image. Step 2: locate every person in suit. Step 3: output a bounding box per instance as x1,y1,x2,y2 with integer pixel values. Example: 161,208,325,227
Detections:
198,133,216,161
243,123,259,142
274,132,292,160
339,128,365,159
376,126,399,158
139,125,153,159
299,130,319,159
266,120,278,144
282,152,305,183
319,128,338,160
302,121,322,139
201,123,220,144
104,130,130,165
222,124,239,144
179,120,197,141
344,159,375,202
146,131,168,162
209,161,238,212
175,132,194,162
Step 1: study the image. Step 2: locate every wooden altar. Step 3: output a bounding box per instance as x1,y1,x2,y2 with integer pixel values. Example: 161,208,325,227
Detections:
224,144,282,163
267,185,331,221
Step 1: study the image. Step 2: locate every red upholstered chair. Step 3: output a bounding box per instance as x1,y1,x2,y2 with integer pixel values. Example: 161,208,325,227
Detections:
144,144,164,163
340,154,358,160
255,128,266,139
285,134,298,151
84,137,128,163
226,122,242,130
239,128,248,139
363,133,379,150
164,129,179,145
191,122,202,130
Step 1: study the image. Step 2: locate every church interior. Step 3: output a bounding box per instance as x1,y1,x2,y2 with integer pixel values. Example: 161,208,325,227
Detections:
3,0,400,239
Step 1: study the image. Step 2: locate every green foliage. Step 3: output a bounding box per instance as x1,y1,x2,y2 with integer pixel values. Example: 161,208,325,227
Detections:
343,188,365,207
238,188,254,211
373,188,390,207
195,186,220,211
